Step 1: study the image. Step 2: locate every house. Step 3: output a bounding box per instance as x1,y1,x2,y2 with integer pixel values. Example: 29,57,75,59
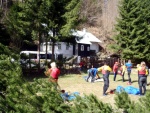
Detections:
40,41,73,59
40,29,102,63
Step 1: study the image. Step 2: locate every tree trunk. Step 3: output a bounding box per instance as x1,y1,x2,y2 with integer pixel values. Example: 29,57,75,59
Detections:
52,41,55,61
45,33,48,64
37,33,41,71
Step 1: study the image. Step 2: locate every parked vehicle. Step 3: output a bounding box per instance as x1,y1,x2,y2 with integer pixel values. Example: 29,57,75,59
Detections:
20,51,54,69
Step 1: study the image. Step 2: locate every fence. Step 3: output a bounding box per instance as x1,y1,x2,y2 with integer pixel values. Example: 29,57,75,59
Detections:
58,57,119,75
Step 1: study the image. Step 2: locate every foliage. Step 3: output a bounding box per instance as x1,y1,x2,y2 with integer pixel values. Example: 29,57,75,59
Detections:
114,91,150,113
60,0,81,37
139,92,150,112
5,0,82,63
0,43,71,112
2,42,150,112
114,92,135,113
112,0,150,63
71,94,113,113
5,2,31,51
0,8,10,46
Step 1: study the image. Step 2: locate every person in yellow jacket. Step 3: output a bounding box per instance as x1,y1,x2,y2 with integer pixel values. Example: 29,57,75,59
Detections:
97,61,112,96
137,61,148,95
119,63,126,82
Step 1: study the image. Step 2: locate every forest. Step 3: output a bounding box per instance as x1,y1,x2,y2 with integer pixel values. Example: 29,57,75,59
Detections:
1,0,150,112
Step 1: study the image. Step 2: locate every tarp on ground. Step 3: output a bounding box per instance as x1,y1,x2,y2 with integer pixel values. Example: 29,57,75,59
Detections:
61,92,80,101
83,76,104,82
116,85,140,95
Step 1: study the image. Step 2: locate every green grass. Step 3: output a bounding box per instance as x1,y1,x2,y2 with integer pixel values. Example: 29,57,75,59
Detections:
58,68,150,106
24,68,150,107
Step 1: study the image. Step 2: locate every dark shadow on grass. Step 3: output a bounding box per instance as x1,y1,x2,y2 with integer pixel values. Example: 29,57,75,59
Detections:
131,80,138,83
147,82,150,86
116,79,129,82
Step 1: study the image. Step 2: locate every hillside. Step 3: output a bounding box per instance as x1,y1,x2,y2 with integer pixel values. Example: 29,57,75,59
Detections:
79,0,119,55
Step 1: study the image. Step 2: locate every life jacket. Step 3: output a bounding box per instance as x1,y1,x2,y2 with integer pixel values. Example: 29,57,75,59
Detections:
113,64,118,72
50,68,60,79
138,66,146,75
102,66,110,74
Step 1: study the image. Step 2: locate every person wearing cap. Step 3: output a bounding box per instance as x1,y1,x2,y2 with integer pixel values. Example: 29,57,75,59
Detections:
97,62,112,96
125,60,132,85
113,62,119,81
137,61,148,95
86,67,100,83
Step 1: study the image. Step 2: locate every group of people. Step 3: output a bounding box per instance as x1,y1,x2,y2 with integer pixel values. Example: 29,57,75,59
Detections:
86,60,149,96
45,60,149,96
113,60,132,84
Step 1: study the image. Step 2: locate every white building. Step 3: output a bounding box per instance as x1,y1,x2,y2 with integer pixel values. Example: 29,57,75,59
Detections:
40,29,102,62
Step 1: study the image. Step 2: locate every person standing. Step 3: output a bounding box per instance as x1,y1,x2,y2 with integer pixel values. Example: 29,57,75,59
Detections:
97,62,112,96
79,59,85,71
47,62,60,83
120,63,126,82
136,63,141,85
45,62,61,89
86,68,100,83
113,62,119,81
125,60,132,85
137,61,148,95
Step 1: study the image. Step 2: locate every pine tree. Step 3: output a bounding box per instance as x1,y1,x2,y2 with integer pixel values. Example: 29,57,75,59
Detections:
112,0,150,62
114,92,134,113
139,92,150,112
5,0,81,61
5,2,30,51
0,43,71,112
71,94,113,113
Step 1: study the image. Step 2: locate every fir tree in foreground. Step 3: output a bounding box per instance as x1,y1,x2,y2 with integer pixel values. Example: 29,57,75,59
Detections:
115,92,135,113
115,91,150,113
0,43,70,112
71,94,113,113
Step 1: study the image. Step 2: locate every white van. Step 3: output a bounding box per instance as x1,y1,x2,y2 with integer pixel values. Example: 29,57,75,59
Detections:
20,51,54,68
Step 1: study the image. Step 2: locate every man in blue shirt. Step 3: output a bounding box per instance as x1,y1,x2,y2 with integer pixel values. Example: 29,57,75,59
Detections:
86,68,100,83
125,60,132,85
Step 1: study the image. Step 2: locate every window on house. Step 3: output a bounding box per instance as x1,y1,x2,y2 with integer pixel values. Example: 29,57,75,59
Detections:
47,43,52,51
66,43,69,50
49,46,52,51
81,45,84,51
87,46,90,51
58,43,61,50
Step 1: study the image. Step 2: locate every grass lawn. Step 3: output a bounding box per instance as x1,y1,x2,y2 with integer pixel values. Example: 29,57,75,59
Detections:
57,68,150,107
24,68,150,107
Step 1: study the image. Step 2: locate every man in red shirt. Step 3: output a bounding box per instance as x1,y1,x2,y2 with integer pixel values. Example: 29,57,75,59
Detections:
113,62,119,81
47,62,60,83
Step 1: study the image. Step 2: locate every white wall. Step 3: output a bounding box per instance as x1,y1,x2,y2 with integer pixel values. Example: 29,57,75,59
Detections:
54,42,73,58
40,41,100,58
40,42,73,58
90,42,99,53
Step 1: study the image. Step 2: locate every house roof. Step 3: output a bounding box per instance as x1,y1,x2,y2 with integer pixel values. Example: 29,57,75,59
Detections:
72,29,102,44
